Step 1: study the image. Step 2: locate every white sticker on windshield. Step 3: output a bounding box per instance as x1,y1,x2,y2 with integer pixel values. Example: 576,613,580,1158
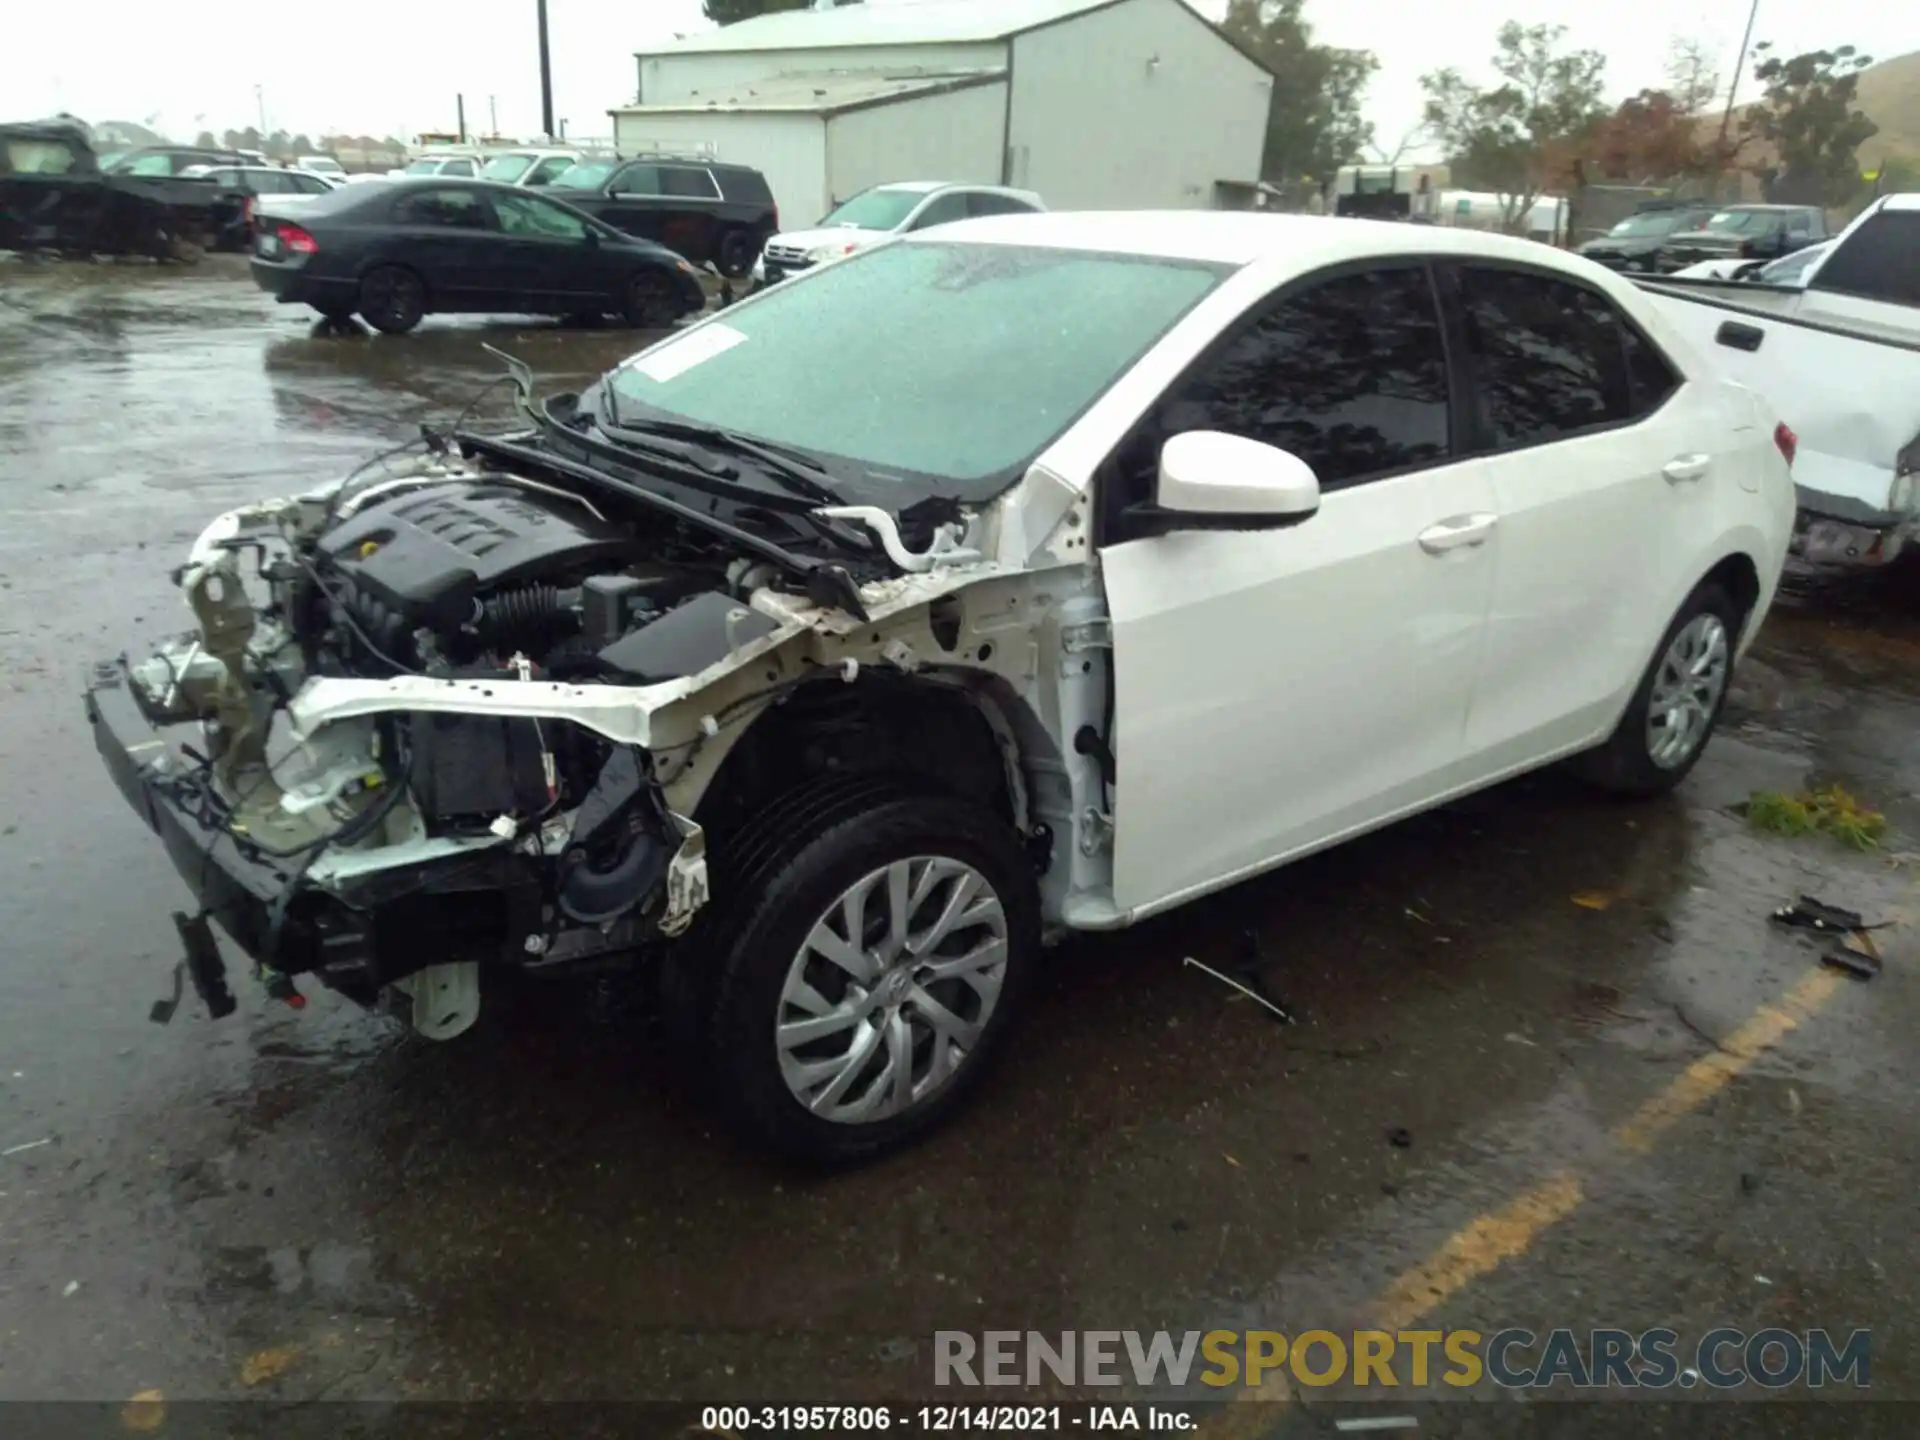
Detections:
629,322,747,383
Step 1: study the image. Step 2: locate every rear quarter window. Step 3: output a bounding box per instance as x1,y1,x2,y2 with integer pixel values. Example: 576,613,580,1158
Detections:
717,168,773,204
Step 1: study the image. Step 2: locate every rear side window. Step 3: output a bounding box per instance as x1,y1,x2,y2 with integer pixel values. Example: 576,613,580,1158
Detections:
292,172,332,194
392,188,492,230
1621,325,1681,415
967,192,1038,218
717,167,772,203
1810,211,1920,308
1456,267,1633,447
910,192,972,230
1161,265,1451,489
659,166,720,199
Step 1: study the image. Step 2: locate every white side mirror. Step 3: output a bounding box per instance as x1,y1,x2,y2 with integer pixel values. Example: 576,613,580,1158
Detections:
1156,430,1321,527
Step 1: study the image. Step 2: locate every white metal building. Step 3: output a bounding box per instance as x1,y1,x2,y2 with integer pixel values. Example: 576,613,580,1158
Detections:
610,0,1273,231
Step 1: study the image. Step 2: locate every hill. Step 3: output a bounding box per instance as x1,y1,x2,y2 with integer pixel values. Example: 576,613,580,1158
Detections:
1852,48,1920,167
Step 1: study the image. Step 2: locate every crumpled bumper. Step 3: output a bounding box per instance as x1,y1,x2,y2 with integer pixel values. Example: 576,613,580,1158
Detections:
83,657,542,1012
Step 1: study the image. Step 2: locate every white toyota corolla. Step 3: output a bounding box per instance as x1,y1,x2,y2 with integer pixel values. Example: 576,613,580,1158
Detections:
90,212,1795,1162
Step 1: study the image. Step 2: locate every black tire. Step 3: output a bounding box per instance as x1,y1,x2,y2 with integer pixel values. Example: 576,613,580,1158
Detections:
357,265,425,335
1571,580,1743,797
714,227,759,280
675,777,1039,1165
621,270,686,328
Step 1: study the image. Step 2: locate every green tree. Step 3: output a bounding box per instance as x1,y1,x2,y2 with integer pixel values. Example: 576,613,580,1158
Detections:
1740,44,1878,208
194,130,218,149
1421,22,1608,232
1220,0,1377,185
702,0,813,25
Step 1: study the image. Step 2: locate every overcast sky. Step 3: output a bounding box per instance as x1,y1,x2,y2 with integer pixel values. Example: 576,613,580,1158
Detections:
8,0,1916,152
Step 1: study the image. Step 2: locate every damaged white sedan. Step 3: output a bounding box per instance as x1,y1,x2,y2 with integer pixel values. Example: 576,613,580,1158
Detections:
87,213,1795,1162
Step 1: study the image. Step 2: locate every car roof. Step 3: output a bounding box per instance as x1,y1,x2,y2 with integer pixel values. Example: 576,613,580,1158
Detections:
1716,203,1814,212
903,210,1601,271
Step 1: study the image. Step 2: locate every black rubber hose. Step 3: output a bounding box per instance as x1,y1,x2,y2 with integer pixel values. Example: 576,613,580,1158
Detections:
476,584,579,649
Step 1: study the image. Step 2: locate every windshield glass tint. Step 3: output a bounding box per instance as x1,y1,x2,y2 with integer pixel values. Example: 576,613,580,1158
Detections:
819,188,925,231
607,242,1226,503
550,161,615,190
481,154,536,182
1608,212,1686,238
1707,210,1773,234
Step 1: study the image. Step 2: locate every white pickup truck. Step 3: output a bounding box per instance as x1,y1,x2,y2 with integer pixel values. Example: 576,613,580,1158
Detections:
1636,194,1920,569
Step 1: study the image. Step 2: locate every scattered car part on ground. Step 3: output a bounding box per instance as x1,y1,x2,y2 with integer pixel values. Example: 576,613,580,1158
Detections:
754,181,1046,287
0,119,237,261
548,154,777,278
90,212,1793,1162
245,177,707,333
1638,194,1920,571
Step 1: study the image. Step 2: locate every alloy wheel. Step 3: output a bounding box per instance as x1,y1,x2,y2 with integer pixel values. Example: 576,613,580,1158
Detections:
1646,612,1729,769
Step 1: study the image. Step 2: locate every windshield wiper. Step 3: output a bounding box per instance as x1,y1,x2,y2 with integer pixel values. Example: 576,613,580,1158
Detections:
593,385,839,505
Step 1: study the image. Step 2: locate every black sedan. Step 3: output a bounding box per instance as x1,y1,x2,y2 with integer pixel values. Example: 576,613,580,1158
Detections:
247,178,708,334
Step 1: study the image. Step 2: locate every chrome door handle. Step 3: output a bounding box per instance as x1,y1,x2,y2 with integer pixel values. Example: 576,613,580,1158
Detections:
1417,512,1498,554
1663,454,1712,484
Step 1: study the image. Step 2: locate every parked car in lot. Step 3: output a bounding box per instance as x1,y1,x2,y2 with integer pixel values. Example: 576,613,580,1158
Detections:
247,177,707,333
294,155,347,181
1574,203,1718,273
547,154,777,278
478,148,605,189
91,212,1793,1162
1639,194,1920,569
1655,204,1828,273
392,151,483,180
180,163,342,250
755,181,1046,285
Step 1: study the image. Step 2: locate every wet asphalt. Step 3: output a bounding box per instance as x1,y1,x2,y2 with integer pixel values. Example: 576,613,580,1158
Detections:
1,255,1918,1433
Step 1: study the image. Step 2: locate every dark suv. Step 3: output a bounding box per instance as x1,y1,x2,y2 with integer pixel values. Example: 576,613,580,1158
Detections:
546,155,777,278
1655,204,1828,273
1575,203,1718,273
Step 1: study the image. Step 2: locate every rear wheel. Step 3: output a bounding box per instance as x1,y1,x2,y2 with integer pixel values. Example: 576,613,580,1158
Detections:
714,228,759,279
357,265,425,334
677,781,1039,1165
1572,580,1740,796
622,270,686,328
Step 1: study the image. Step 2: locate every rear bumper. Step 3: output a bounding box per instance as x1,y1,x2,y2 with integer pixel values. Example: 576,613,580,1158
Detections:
249,259,357,311
84,658,541,1008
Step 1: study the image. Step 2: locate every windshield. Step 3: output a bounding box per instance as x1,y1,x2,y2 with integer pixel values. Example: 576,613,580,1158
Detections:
1706,209,1777,234
481,153,536,182
1758,243,1828,285
1607,211,1691,238
818,188,926,231
403,158,444,175
604,241,1228,505
550,160,615,190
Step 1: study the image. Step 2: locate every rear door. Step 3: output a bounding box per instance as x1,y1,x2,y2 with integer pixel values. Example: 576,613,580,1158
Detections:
655,164,724,264
1444,263,1735,773
388,187,504,309
1100,262,1499,914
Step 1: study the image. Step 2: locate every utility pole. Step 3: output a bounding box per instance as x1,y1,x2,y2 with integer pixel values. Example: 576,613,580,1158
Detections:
489,95,498,137
254,84,267,136
1718,0,1761,153
457,93,467,142
537,0,556,140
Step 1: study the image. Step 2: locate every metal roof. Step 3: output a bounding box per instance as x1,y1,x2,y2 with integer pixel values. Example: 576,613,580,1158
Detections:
640,0,1118,57
611,70,1005,118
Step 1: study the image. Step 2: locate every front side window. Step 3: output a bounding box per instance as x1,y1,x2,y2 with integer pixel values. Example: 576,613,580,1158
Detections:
123,153,176,176
526,156,576,187
909,193,972,230
1159,266,1451,489
392,188,492,230
660,166,720,199
1456,267,1632,447
550,160,616,191
494,191,588,239
1809,212,1920,307
480,154,537,183
605,242,1228,503
611,164,663,197
817,187,924,231
293,173,332,194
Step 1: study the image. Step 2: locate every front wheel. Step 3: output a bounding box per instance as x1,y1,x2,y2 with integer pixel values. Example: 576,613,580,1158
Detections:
714,228,759,279
1572,581,1741,796
688,786,1039,1164
357,265,425,334
621,270,687,328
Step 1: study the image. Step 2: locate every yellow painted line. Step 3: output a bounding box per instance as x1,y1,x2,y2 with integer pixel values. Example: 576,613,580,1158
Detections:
1371,1169,1587,1334
1611,965,1840,1154
1199,956,1854,1434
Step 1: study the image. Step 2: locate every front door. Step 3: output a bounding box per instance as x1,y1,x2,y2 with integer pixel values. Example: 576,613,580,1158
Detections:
490,190,601,310
388,187,505,309
1099,263,1499,916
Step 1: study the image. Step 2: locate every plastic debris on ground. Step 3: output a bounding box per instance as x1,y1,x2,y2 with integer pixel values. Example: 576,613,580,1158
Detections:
1768,894,1888,981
